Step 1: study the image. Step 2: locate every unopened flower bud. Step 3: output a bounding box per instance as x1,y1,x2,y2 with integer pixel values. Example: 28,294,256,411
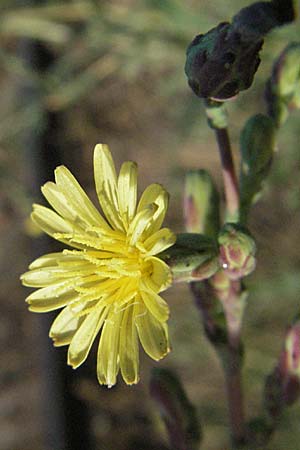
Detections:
239,114,275,223
150,368,202,450
184,169,220,237
265,320,300,419
185,22,263,100
185,1,295,102
218,223,256,280
266,42,300,126
159,233,219,283
285,323,300,375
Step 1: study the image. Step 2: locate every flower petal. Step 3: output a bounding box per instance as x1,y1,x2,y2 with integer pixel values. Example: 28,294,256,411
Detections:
94,144,123,231
128,204,157,246
67,305,107,368
134,302,170,361
21,262,94,288
117,161,137,228
137,184,169,238
143,228,176,255
145,256,173,292
54,165,109,230
119,304,139,385
28,252,64,270
31,204,73,238
97,309,122,387
25,281,79,312
49,304,85,347
31,205,87,250
41,181,79,224
140,288,169,323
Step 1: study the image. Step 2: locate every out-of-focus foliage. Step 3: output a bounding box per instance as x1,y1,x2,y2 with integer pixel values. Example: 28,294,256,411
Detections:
0,1,210,121
0,0,298,154
1,0,296,138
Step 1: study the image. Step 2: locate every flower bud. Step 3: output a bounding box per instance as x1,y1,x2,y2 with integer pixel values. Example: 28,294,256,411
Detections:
265,320,300,419
184,169,220,237
239,114,275,223
185,1,295,101
185,22,263,100
159,233,219,283
150,368,202,450
285,322,300,375
266,42,300,127
218,223,256,280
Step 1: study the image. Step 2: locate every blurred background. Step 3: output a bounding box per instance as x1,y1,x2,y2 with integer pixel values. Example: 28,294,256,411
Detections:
1,1,300,449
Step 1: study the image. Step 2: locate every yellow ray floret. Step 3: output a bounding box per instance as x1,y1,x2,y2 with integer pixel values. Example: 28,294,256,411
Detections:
21,144,176,387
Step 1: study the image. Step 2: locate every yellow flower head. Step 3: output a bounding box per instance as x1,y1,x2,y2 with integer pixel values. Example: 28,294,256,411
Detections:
21,144,176,387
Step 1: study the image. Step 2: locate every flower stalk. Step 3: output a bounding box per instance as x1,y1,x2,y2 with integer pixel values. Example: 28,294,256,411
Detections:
185,95,248,446
150,368,202,450
205,100,240,223
211,271,247,447
202,100,246,445
215,127,240,222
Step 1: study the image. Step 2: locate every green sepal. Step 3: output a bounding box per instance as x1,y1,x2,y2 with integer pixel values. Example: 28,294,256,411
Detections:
184,169,220,237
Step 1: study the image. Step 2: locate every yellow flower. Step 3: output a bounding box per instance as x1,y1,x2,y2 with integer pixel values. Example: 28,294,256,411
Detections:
21,144,176,387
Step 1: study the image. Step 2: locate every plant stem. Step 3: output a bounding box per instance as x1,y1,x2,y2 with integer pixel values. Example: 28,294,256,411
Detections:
222,289,246,448
220,281,245,449
215,128,239,222
225,348,245,448
201,104,246,446
215,127,246,447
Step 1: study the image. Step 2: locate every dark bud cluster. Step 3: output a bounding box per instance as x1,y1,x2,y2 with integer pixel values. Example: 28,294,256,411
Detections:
185,23,262,100
185,0,295,100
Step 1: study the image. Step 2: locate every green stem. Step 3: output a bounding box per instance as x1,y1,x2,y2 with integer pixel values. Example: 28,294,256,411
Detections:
215,128,239,222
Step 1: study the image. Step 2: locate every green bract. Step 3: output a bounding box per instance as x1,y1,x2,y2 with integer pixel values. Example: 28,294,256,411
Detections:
159,233,219,283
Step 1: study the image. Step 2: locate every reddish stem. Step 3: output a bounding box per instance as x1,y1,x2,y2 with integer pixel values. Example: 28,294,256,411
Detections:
215,128,239,221
214,126,245,446
220,281,246,448
225,350,246,448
